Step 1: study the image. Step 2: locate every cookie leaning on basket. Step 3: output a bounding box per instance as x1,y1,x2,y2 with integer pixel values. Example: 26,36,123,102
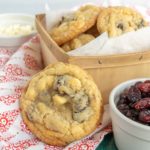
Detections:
49,5,101,45
97,6,148,37
20,62,103,146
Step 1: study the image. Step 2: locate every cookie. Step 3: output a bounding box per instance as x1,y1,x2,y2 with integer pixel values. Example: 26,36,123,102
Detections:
20,62,103,146
61,33,95,52
49,5,100,45
97,6,148,37
85,24,100,37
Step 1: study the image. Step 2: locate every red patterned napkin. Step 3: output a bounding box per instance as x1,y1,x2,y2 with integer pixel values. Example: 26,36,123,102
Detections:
0,35,111,150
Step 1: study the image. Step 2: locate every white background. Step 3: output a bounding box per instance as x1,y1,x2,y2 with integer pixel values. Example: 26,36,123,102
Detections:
0,0,45,14
0,0,96,14
0,0,150,15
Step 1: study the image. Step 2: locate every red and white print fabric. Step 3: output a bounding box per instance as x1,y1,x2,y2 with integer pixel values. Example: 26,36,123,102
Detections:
0,35,111,150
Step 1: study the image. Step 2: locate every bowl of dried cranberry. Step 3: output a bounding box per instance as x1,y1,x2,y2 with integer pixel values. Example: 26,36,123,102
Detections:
109,78,150,150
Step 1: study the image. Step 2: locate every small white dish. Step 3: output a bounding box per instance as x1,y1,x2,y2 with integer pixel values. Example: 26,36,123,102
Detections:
0,13,36,49
109,78,150,150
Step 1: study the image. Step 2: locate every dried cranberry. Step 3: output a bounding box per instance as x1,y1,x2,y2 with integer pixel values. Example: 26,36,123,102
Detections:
118,89,129,104
134,98,150,110
137,82,150,93
146,93,150,97
126,109,139,120
139,110,150,123
128,102,135,108
141,92,148,98
117,104,129,115
120,89,129,99
117,98,127,105
127,86,141,103
135,81,142,88
144,80,150,83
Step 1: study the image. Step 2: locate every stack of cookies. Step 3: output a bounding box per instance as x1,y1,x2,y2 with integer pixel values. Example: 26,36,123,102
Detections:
48,5,148,52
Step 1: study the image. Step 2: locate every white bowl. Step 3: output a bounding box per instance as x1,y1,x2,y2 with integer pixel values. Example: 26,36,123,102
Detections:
0,13,36,49
109,78,150,150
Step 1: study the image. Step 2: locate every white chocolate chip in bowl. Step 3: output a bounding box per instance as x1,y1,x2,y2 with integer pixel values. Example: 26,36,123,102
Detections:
0,13,36,50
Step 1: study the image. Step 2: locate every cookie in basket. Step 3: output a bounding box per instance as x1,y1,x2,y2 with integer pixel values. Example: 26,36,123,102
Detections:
49,5,101,45
97,6,148,37
85,24,100,37
20,62,103,146
61,33,95,52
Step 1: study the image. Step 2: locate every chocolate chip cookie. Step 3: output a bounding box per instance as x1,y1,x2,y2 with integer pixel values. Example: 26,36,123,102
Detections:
97,6,148,37
20,62,103,146
49,5,100,45
61,33,95,52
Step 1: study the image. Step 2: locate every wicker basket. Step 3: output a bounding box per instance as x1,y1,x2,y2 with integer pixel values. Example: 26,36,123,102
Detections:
36,14,150,104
